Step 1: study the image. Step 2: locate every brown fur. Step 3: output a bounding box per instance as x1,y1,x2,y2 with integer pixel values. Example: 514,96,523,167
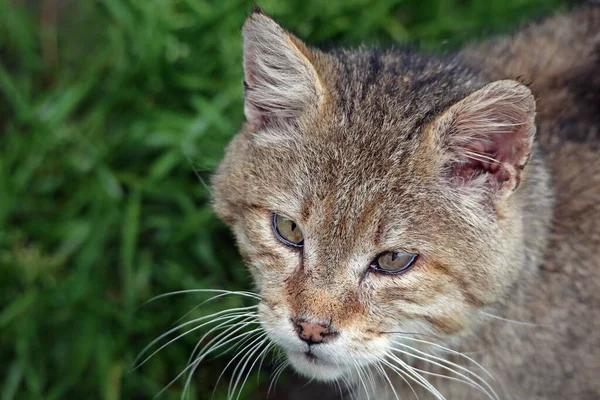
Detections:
212,6,599,399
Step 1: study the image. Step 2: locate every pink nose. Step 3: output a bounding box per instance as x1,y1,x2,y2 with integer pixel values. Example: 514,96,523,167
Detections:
293,319,338,344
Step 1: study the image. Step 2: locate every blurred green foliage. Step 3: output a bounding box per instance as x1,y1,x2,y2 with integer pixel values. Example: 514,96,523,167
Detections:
0,0,568,399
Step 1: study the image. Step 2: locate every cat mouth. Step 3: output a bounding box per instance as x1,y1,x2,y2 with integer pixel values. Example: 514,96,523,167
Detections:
290,350,330,365
303,351,325,364
287,350,345,381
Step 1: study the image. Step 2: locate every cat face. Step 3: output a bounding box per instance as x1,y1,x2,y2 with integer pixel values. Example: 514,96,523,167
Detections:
212,11,536,382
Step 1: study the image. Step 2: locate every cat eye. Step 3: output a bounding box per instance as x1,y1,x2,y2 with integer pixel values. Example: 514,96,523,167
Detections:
272,214,304,247
371,251,417,274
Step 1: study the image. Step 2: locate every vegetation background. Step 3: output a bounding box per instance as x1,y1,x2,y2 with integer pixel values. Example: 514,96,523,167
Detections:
0,0,571,399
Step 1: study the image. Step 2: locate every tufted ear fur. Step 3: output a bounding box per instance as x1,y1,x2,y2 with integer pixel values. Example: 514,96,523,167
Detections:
429,80,536,200
242,11,323,130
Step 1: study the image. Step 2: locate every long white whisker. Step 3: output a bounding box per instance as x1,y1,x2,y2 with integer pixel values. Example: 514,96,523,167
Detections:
339,370,356,399
182,316,260,394
214,323,266,363
268,359,289,397
365,363,377,395
183,323,261,400
171,291,257,328
168,328,264,400
209,330,265,397
135,308,257,369
380,359,423,400
383,356,445,400
352,359,370,400
234,340,273,400
391,341,498,400
227,334,268,399
256,342,275,384
480,311,546,327
384,359,442,400
413,366,495,399
135,305,257,365
333,379,345,400
373,361,404,400
142,289,260,306
187,315,259,366
398,336,495,381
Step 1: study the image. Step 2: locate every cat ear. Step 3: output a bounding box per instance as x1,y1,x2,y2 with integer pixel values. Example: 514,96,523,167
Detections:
429,80,536,200
242,11,323,130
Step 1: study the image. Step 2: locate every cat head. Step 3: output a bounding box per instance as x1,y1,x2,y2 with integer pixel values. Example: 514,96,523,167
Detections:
212,11,537,382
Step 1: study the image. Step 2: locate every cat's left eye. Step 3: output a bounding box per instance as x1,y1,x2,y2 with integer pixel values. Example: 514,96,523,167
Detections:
273,214,304,248
371,251,417,274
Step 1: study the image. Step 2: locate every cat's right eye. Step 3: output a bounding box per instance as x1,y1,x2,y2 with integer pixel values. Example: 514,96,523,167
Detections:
272,214,304,248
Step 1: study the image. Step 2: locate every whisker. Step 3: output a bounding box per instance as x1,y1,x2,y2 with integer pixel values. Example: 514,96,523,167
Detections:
256,342,275,384
383,356,446,400
365,362,378,395
339,372,355,399
379,330,443,341
182,316,261,393
141,289,261,307
381,358,434,399
183,323,261,399
390,341,498,400
373,360,405,400
333,378,345,400
208,331,266,397
185,319,241,371
234,339,273,400
134,308,257,369
171,291,258,328
213,322,265,361
480,311,547,327
196,324,263,373
176,318,261,400
352,359,370,400
156,328,263,400
227,334,269,399
395,336,495,381
392,340,498,395
136,305,257,364
267,359,289,397
185,154,213,196
188,316,259,365
413,366,496,399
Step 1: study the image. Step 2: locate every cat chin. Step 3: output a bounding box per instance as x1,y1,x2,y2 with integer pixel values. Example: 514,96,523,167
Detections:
287,351,347,382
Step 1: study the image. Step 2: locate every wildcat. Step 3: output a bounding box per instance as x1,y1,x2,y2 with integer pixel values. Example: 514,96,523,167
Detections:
211,5,599,400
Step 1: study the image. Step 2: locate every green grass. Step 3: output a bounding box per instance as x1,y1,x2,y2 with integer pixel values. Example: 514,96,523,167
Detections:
0,0,568,399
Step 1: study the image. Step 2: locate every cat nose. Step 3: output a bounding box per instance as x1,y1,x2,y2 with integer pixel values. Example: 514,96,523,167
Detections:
292,318,339,345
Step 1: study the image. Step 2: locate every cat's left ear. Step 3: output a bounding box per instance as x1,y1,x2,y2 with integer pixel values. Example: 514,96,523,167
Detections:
428,80,536,200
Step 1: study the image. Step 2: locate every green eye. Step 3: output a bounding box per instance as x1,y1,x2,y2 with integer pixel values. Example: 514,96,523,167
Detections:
273,214,304,247
371,251,417,274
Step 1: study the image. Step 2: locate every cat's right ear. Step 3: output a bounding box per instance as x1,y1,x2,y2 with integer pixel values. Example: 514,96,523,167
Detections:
242,11,323,130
